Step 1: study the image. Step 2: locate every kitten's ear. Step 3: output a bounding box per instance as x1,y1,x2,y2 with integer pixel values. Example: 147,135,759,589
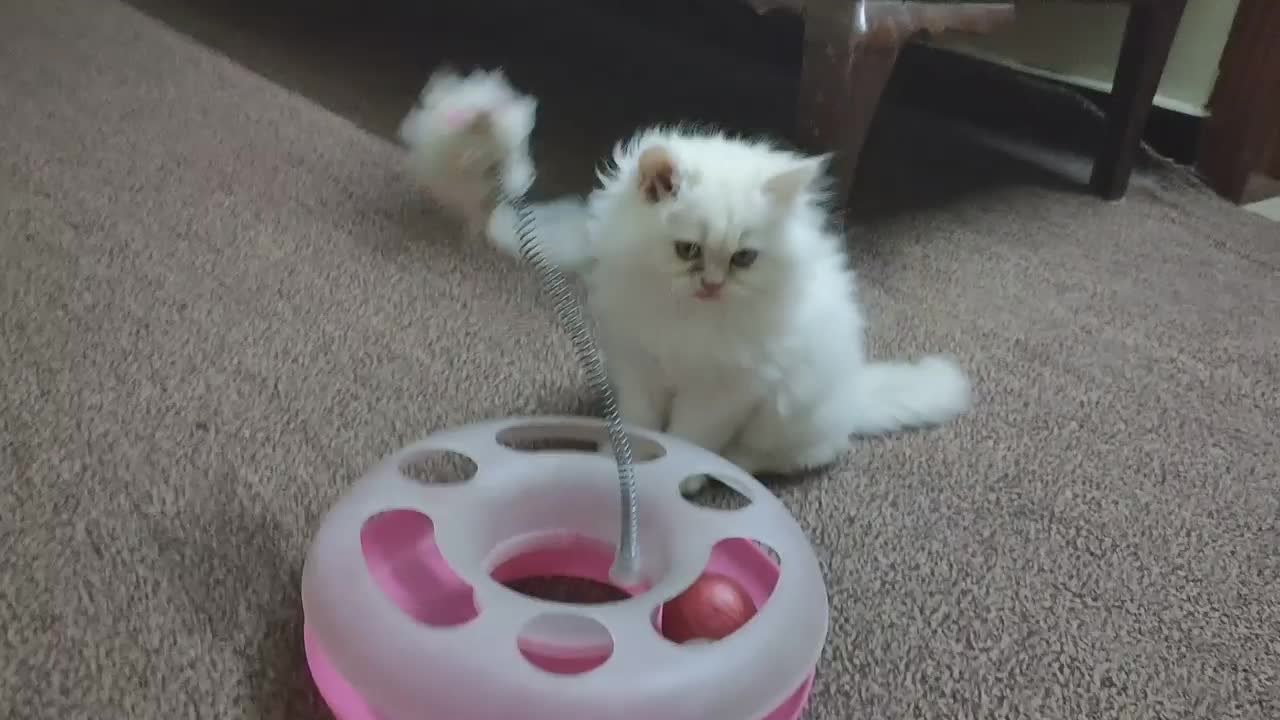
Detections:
763,154,829,205
637,145,679,204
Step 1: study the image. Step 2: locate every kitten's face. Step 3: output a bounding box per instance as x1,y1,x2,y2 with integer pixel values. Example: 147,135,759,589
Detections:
620,143,825,303
661,200,771,301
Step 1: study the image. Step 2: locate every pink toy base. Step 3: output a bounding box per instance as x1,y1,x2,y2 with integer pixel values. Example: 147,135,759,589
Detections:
303,517,816,720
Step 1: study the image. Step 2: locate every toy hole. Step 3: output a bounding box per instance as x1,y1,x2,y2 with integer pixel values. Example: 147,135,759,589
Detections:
491,532,642,604
656,537,781,646
496,422,666,462
360,509,478,627
517,613,614,675
400,450,477,485
505,576,630,604
752,539,782,568
682,474,753,511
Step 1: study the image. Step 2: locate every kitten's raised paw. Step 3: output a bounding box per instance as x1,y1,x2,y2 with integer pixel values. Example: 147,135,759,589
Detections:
398,67,538,224
679,474,710,498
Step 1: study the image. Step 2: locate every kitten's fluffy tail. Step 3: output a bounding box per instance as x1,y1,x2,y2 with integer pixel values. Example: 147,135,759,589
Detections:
487,196,595,275
845,355,972,436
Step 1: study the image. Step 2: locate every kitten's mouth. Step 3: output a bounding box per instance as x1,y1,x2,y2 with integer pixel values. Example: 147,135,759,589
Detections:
694,286,722,301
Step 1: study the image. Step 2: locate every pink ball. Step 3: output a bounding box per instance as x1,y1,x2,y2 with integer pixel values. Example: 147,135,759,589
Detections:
661,573,758,644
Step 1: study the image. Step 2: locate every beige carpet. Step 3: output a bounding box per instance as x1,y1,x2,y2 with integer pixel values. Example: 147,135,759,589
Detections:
3,0,1279,718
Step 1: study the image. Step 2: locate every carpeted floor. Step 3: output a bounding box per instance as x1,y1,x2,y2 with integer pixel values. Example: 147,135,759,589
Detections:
3,0,1279,718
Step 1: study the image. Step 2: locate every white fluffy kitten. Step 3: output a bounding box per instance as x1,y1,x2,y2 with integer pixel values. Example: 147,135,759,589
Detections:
492,127,972,494
399,67,537,235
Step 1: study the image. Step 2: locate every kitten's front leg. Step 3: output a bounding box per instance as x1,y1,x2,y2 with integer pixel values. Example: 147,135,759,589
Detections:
666,386,759,496
611,359,665,431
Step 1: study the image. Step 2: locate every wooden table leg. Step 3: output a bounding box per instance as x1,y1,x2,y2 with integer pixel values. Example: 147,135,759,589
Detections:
1090,0,1188,200
836,45,901,201
793,2,1014,206
797,18,902,204
796,0,862,202
1196,0,1280,203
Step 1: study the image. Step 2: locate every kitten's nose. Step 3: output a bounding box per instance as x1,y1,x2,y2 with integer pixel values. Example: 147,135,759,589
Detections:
697,279,724,299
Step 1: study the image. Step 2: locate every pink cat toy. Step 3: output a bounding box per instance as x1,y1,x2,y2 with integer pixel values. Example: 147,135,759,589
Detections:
301,417,828,720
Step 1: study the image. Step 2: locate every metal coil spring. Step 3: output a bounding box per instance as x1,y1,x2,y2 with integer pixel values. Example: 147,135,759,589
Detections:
500,193,641,582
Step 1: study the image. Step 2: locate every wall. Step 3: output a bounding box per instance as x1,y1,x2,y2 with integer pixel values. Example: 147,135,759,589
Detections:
931,0,1240,117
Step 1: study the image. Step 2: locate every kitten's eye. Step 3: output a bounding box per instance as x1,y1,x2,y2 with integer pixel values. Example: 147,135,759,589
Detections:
730,249,759,268
673,241,702,261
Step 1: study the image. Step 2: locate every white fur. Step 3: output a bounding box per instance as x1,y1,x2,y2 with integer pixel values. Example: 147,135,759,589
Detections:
488,196,594,275
398,67,536,235
491,127,972,493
